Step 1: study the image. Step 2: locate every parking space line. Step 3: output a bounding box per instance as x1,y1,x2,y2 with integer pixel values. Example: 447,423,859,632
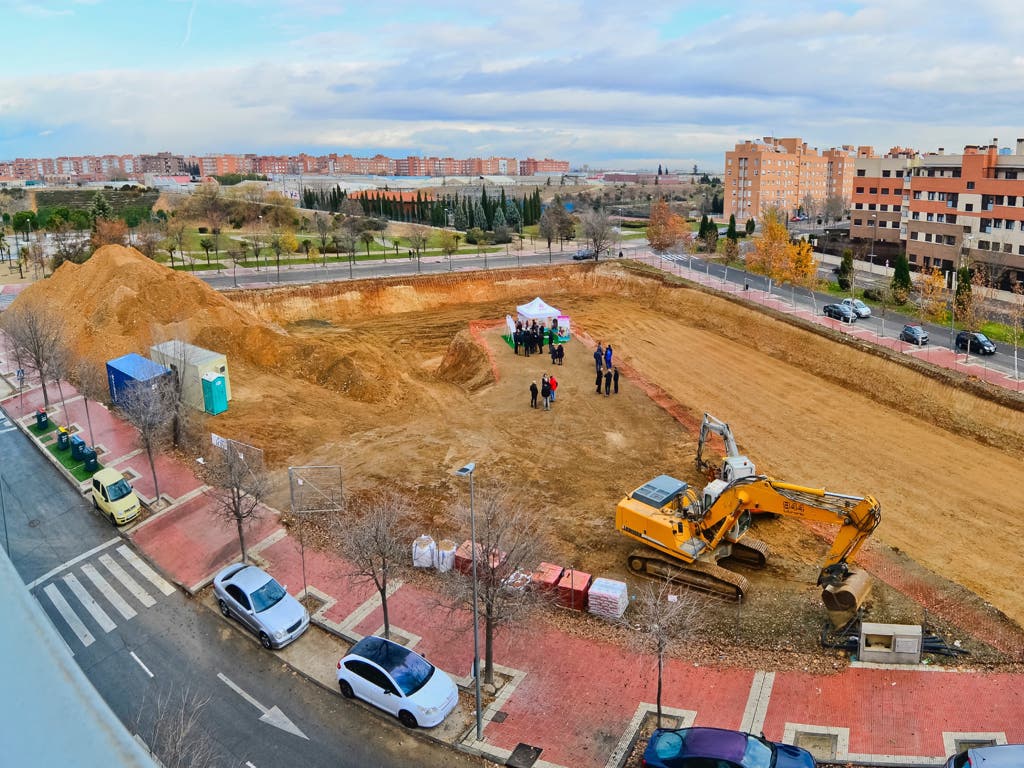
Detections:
42,583,95,647
82,563,137,620
100,553,156,608
63,573,117,634
117,545,174,595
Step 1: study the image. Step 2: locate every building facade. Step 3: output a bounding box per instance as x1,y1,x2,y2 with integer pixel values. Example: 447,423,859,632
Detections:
849,146,917,248
723,137,856,222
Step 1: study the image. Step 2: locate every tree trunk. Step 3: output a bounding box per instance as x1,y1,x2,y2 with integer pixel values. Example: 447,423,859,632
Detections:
146,443,161,505
656,652,664,728
380,578,390,639
484,600,495,685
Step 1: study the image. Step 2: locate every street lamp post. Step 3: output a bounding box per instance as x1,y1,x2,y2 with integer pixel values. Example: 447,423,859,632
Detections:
870,213,878,265
454,462,482,742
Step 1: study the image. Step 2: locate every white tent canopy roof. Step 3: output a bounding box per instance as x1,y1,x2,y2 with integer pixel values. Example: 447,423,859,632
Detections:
516,297,561,321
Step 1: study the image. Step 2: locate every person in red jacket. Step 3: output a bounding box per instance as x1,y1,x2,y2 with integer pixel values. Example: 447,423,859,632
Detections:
549,374,558,403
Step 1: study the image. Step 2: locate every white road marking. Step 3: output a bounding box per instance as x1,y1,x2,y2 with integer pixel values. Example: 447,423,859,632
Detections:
100,554,155,608
217,673,309,740
82,563,137,620
43,583,95,647
739,670,775,734
117,545,174,595
245,762,257,768
27,537,120,590
63,573,116,633
130,651,154,678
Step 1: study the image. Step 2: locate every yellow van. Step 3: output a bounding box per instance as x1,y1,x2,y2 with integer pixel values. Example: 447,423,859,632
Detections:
91,468,141,525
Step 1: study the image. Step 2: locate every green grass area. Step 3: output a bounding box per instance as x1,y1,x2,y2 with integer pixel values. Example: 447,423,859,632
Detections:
46,441,101,481
27,418,59,438
171,262,228,272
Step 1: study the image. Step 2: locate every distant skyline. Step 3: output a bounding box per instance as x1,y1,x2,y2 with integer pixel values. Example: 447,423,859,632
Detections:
2,0,1023,171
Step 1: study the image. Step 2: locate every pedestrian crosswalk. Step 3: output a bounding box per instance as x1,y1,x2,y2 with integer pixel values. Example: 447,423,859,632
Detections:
0,412,14,433
35,543,174,649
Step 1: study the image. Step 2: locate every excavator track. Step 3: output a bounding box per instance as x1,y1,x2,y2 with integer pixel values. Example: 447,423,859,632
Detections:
725,537,769,568
627,549,749,599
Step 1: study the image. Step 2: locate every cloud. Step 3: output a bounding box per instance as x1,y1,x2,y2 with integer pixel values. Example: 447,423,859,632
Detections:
3,0,1024,167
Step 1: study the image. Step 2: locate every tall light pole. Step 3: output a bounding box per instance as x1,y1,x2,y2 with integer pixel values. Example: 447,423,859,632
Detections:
869,212,878,265
454,461,482,741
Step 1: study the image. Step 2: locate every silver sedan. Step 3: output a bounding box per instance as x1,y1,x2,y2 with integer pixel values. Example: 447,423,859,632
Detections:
213,563,309,649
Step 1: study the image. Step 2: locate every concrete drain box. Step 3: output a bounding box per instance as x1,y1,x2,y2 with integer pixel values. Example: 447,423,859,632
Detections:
859,622,922,664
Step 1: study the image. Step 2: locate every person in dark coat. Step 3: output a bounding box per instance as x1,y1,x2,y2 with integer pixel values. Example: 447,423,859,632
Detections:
524,328,531,357
550,341,558,365
604,368,612,396
541,376,552,410
595,368,603,394
604,344,613,370
613,366,620,394
530,380,538,408
513,328,521,355
556,344,564,365
594,343,604,374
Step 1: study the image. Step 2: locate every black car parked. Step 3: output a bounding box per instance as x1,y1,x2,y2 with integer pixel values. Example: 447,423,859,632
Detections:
823,303,856,322
955,330,997,355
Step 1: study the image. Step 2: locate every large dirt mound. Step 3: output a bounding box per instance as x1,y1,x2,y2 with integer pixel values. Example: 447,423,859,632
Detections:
436,329,497,391
16,245,390,403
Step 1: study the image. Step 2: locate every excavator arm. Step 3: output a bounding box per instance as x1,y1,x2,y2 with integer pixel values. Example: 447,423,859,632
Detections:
696,413,755,482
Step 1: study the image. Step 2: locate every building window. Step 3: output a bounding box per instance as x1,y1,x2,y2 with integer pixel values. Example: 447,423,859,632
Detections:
882,170,891,177
1005,171,1018,179
913,191,922,199
881,188,889,195
912,212,920,220
966,181,975,189
925,233,933,242
869,187,878,193
1009,196,1018,206
856,169,866,176
856,186,864,193
965,203,973,211
868,203,876,210
853,218,862,226
1004,243,1013,253
926,213,934,221
880,204,888,211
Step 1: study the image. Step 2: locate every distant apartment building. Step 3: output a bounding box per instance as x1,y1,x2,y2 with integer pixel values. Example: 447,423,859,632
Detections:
849,146,918,247
903,139,1024,283
723,137,857,222
520,158,570,176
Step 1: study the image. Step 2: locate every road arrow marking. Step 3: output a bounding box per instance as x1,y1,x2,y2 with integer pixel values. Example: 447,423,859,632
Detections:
217,672,308,740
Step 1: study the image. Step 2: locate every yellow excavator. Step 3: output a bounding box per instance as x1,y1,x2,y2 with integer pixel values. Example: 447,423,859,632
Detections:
615,473,881,626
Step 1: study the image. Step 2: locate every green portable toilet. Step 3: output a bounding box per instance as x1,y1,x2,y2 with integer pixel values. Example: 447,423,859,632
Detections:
201,372,228,415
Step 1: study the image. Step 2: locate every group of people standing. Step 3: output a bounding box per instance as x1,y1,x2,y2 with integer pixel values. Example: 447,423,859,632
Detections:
594,341,619,396
514,318,564,361
529,373,558,410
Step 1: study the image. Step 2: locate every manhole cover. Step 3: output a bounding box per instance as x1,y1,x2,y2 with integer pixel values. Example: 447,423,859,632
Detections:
793,732,838,760
28,519,40,528
955,739,997,753
506,743,542,768
492,710,508,723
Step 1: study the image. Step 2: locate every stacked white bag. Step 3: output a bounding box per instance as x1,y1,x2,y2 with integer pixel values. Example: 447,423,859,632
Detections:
412,535,436,568
587,577,629,620
435,539,457,572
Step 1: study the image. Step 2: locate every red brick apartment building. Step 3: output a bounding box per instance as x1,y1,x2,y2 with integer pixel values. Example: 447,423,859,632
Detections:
519,158,570,176
723,137,857,222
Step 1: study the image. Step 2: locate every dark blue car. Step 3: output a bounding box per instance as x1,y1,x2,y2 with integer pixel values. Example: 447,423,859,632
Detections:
643,727,817,768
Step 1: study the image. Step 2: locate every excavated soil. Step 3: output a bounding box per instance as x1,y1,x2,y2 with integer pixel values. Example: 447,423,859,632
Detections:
23,245,1024,661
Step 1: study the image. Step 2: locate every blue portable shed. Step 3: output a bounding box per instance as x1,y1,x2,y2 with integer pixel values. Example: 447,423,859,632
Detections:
106,353,172,408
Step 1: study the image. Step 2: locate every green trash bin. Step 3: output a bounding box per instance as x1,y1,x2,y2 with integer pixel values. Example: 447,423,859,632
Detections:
82,447,98,473
35,408,48,430
57,427,70,450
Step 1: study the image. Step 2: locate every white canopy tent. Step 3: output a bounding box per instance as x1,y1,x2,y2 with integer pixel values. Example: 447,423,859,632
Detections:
516,297,561,323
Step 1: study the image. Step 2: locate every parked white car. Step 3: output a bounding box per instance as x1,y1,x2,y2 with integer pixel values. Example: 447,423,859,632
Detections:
841,297,872,318
336,636,459,728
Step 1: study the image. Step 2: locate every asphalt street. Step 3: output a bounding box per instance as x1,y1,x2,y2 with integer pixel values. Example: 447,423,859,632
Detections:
1,421,484,768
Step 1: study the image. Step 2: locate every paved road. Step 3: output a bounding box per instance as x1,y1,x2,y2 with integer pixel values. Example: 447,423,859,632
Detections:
1,422,484,768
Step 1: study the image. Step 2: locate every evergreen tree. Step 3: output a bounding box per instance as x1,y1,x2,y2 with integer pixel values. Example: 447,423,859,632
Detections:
505,199,521,230
954,266,973,321
453,204,468,231
745,218,756,236
727,214,738,241
837,249,854,291
474,200,487,231
891,252,912,305
90,191,113,222
493,206,507,230
657,164,663,176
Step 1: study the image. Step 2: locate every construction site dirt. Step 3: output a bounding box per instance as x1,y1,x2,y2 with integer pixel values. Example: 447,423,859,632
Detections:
25,245,1024,670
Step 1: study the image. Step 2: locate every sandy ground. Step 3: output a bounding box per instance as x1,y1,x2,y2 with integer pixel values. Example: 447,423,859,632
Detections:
16,247,1024,648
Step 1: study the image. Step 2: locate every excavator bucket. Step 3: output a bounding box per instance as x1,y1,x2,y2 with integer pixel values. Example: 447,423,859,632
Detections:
821,567,872,617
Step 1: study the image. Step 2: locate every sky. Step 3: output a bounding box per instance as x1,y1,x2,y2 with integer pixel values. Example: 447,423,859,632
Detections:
2,0,1023,171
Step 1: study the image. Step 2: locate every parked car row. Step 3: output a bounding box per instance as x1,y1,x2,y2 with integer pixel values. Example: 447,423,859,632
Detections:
822,303,857,323
213,563,459,729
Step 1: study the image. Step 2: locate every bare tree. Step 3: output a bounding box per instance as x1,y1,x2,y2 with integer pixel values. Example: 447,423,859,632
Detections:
823,194,848,226
626,582,703,727
314,213,330,258
580,207,614,260
333,491,410,639
538,206,559,255
407,225,430,258
135,221,164,260
134,687,220,768
0,296,65,407
445,482,544,685
71,357,107,446
205,440,268,563
119,377,177,507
